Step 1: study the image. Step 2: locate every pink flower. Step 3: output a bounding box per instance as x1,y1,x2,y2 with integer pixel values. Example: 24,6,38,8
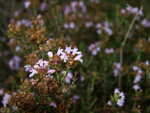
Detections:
57,47,63,56
65,72,73,84
29,69,38,77
47,69,56,74
33,64,39,69
71,48,78,56
74,54,83,63
60,53,68,62
65,46,71,54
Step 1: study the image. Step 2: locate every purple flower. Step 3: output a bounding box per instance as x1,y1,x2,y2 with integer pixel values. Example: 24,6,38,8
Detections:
2,93,11,107
8,56,21,70
24,1,30,8
50,102,57,108
133,84,140,90
40,2,48,11
71,95,80,103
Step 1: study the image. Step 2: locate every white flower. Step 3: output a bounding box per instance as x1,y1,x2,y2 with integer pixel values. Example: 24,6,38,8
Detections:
114,88,120,94
107,101,112,106
117,99,124,107
48,51,53,57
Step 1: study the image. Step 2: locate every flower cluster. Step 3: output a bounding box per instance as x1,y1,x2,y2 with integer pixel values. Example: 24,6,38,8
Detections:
24,46,83,78
88,42,100,55
108,88,125,107
120,5,143,16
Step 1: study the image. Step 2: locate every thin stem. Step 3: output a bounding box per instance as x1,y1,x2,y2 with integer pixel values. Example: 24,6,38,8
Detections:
118,6,143,89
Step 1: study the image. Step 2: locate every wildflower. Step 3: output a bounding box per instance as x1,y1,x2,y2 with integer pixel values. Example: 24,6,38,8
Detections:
62,71,73,84
71,47,79,56
71,95,80,103
74,54,83,63
48,51,53,57
88,42,101,55
132,66,139,71
114,88,120,94
24,1,30,8
40,2,48,11
96,23,101,29
134,74,142,84
29,69,38,77
133,84,140,90
47,69,56,74
65,72,73,84
85,21,93,28
15,46,20,52
120,9,126,14
8,56,21,70
107,101,112,106
60,53,68,62
105,48,114,54
24,65,31,71
0,89,3,96
64,23,69,29
145,60,149,66
104,27,113,35
113,62,121,77
114,89,125,107
80,76,84,82
57,47,63,56
69,22,75,29
2,93,11,107
65,46,72,54
141,18,150,28
50,102,57,108
97,29,102,35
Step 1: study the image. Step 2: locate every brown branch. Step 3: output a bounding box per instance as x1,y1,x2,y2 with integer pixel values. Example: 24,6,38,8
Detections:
118,6,143,89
